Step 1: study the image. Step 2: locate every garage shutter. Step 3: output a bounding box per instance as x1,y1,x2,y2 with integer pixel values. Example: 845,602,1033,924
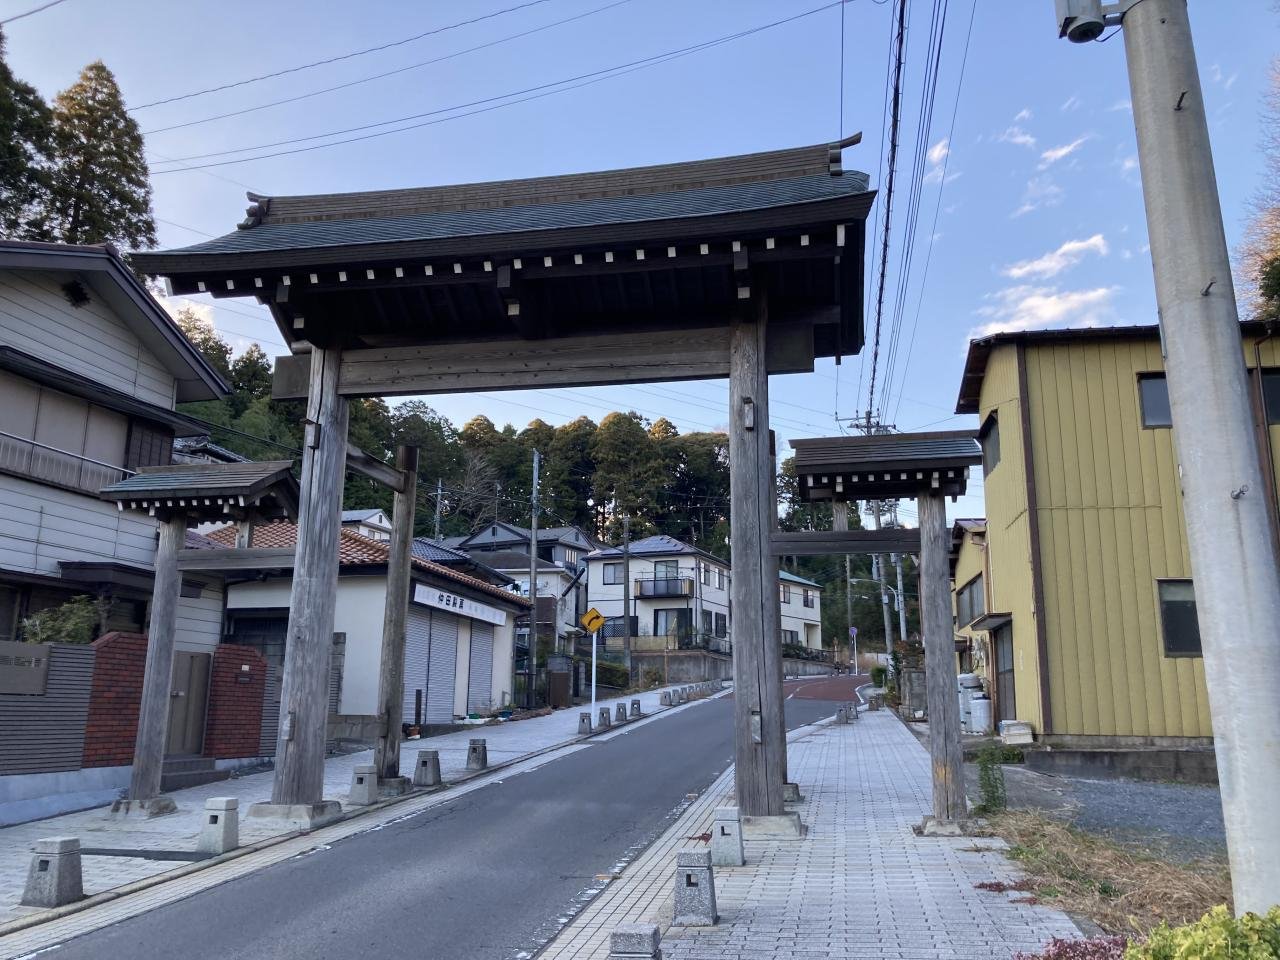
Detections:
426,611,458,725
403,607,431,726
468,621,494,713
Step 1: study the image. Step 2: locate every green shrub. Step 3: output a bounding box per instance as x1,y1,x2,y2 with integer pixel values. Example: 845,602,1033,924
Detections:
641,667,664,689
595,661,629,689
1128,905,1280,960
21,595,100,644
974,745,1007,814
870,665,888,688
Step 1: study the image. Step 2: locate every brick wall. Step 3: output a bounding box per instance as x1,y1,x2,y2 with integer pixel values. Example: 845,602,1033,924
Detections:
82,632,147,768
203,644,266,759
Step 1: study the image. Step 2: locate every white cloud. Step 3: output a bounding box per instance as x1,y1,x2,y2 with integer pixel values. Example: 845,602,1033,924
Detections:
924,137,950,184
1107,99,1132,113
972,285,1118,337
1014,108,1033,122
1061,94,1082,112
1012,176,1063,217
1038,135,1089,169
1120,154,1139,173
1002,234,1109,279
160,296,214,326
999,125,1037,149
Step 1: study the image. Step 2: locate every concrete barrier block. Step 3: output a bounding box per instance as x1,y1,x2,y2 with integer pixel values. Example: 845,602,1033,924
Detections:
598,707,612,729
578,712,593,735
659,691,672,706
673,849,717,925
782,781,804,803
413,749,441,787
609,922,663,959
22,837,83,908
710,806,744,867
466,739,488,771
836,707,848,724
348,764,379,806
630,698,641,719
615,703,628,724
196,797,238,855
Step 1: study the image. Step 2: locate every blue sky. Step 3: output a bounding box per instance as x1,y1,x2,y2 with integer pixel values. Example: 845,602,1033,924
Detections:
5,0,1277,524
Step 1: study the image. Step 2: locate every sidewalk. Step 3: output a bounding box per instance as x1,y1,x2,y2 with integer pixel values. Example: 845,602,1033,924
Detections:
538,709,1082,960
0,683,695,929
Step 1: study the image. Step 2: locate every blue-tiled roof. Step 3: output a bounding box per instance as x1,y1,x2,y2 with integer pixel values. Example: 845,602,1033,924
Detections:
411,538,473,564
151,173,870,258
779,570,822,588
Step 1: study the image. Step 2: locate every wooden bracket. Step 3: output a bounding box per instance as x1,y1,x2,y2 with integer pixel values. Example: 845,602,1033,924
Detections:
346,443,407,493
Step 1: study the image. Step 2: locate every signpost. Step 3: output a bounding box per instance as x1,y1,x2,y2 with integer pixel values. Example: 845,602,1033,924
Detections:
580,608,606,721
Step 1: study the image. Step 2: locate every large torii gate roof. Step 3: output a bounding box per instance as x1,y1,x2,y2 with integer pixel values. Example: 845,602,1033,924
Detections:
133,140,874,398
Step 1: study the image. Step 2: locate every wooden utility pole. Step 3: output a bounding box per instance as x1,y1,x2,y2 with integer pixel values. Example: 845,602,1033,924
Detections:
374,444,419,782
127,513,187,804
728,298,788,821
917,491,966,822
527,448,540,709
621,513,631,670
833,502,851,668
271,347,350,808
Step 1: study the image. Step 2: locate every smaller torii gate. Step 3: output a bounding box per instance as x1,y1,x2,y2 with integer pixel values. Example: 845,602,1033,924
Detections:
788,430,981,830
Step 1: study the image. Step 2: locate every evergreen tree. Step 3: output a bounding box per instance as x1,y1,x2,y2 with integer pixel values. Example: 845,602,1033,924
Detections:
46,61,155,249
543,416,597,529
0,26,53,238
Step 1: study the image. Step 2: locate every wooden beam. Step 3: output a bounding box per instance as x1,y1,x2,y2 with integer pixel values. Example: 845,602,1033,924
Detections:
175,547,298,571
769,529,921,556
345,443,406,493
373,445,419,782
272,347,350,807
272,323,816,399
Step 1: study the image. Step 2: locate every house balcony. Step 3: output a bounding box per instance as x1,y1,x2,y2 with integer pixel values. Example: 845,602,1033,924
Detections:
634,577,694,598
0,430,131,496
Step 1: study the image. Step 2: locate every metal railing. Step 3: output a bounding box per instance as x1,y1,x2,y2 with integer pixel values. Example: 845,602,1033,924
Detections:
0,430,131,495
634,577,694,598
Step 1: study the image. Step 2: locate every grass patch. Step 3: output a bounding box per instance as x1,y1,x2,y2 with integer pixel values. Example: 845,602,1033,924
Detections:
987,810,1232,938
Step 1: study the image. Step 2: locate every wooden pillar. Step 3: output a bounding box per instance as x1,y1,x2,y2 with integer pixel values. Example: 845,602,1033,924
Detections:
918,490,967,822
128,513,187,802
271,347,349,807
729,299,787,818
767,447,789,787
374,445,419,781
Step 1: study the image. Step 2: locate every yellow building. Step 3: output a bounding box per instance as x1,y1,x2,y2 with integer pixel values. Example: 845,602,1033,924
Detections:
953,322,1280,749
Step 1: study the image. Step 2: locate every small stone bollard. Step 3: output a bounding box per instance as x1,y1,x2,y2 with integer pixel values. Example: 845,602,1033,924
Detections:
782,781,803,803
672,849,718,926
22,837,83,908
609,922,663,959
413,749,441,787
467,738,488,771
630,698,641,719
710,806,744,867
578,712,593,735
348,764,378,806
616,703,628,724
836,706,848,724
197,797,238,855
659,690,672,706
598,707,612,729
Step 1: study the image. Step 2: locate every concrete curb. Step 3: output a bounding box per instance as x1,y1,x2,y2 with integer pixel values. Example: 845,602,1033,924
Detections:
0,688,717,940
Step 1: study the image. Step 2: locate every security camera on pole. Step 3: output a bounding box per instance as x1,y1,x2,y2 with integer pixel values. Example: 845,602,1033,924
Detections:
1052,0,1280,914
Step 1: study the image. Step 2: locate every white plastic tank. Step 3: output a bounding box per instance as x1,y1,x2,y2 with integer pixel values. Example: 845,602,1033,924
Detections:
969,695,993,736
957,674,981,732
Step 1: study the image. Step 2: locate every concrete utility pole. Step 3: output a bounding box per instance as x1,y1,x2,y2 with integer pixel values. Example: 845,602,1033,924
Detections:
621,512,632,670
1054,0,1280,913
833,501,852,669
528,449,540,710
894,552,909,648
433,478,443,540
871,506,894,669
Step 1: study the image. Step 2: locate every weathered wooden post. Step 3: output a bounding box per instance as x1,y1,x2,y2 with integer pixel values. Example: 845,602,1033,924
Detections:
262,347,349,822
728,298,799,837
917,490,967,828
121,512,187,813
373,445,419,785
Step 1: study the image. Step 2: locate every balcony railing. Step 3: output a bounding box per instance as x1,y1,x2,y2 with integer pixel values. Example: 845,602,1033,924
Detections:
0,430,131,495
634,577,694,598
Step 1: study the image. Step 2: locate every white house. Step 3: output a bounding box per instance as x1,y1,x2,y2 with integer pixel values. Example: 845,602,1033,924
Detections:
779,570,823,651
461,548,584,648
341,508,392,542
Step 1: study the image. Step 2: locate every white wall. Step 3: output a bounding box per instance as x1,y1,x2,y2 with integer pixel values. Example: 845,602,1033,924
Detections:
503,568,578,631
491,618,514,710
453,618,472,717
586,554,731,634
0,269,175,407
780,584,823,650
175,577,223,654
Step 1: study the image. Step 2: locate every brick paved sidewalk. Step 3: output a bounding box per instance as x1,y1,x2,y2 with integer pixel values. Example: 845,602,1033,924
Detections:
0,683,699,927
538,710,1081,960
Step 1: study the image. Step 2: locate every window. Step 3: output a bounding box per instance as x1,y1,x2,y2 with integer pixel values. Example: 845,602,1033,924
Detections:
956,574,985,627
701,609,712,635
780,583,792,604
563,548,580,566
980,415,1001,476
714,612,728,638
0,585,17,643
602,562,623,585
803,589,814,609
1158,579,1202,656
782,629,799,646
701,563,711,586
1262,370,1280,424
653,559,678,580
1139,374,1172,428
654,608,691,638
717,568,725,590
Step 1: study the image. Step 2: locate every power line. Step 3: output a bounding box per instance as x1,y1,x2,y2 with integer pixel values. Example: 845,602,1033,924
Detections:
0,0,68,25
141,0,634,137
147,1,845,174
129,0,556,110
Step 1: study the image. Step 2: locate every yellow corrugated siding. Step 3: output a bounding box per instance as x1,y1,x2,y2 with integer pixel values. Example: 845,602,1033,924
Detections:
976,346,1043,731
952,532,987,680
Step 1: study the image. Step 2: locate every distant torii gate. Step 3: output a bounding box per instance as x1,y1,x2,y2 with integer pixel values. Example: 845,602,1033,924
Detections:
134,138,874,829
788,430,983,830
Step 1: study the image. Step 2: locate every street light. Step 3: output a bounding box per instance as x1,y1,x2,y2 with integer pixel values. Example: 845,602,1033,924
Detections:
848,577,901,611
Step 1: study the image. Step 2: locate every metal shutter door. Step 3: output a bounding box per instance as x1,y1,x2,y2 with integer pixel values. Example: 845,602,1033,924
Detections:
467,621,494,713
426,611,458,725
403,607,431,726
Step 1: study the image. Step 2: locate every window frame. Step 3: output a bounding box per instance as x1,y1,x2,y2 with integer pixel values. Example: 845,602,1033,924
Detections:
956,573,985,628
780,583,792,604
716,568,725,590
1138,373,1173,429
1157,578,1203,658
714,612,728,638
1259,368,1280,425
979,413,1001,477
602,562,623,585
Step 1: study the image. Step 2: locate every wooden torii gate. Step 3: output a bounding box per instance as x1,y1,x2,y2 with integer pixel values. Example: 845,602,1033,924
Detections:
788,430,982,830
133,139,874,828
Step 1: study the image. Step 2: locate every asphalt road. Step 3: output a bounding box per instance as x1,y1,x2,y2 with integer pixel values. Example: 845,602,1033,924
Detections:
47,677,861,960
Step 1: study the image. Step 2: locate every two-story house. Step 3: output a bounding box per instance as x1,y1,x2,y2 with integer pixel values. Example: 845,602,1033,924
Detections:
953,321,1280,766
778,570,823,652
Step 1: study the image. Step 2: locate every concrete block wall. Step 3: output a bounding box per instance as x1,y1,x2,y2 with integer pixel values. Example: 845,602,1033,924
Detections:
202,645,266,760
81,632,147,768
